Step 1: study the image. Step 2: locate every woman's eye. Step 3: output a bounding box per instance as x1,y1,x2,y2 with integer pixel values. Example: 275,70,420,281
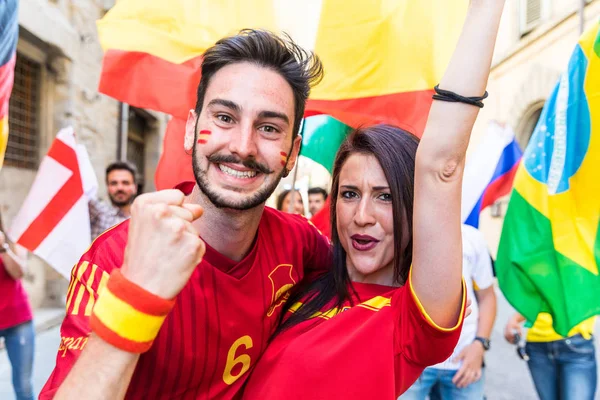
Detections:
378,193,392,202
341,191,358,199
217,114,233,123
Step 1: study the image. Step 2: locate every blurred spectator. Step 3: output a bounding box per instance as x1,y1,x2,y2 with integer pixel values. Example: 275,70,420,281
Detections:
0,211,34,400
401,224,497,400
308,187,328,216
89,161,138,239
504,312,597,400
276,189,305,215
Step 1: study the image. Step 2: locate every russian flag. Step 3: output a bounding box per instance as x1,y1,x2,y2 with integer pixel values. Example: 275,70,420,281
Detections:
462,122,523,228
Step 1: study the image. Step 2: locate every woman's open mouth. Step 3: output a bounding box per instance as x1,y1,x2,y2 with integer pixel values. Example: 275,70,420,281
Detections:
351,234,380,251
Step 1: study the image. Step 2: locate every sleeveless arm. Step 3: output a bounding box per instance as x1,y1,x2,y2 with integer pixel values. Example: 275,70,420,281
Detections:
411,0,505,328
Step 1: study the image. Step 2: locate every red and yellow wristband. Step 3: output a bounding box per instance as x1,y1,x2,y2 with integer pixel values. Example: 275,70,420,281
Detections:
90,269,175,353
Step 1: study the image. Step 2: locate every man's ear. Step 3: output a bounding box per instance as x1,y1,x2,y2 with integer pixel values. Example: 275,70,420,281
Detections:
184,109,197,152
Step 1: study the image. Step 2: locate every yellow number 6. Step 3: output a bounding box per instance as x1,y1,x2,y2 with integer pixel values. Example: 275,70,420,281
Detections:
223,335,253,385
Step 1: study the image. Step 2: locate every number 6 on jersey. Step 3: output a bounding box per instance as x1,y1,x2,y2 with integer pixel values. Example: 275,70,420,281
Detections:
223,335,253,385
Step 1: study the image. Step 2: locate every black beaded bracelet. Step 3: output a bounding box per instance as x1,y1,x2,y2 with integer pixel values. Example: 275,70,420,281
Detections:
432,85,489,108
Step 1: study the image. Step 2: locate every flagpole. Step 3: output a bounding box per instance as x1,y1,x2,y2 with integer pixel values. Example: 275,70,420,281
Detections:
287,119,305,213
579,0,585,34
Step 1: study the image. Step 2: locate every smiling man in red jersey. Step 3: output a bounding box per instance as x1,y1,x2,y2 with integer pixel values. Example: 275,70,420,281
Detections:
40,30,330,400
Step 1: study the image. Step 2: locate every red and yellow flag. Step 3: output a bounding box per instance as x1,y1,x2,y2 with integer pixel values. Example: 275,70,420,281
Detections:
97,0,468,189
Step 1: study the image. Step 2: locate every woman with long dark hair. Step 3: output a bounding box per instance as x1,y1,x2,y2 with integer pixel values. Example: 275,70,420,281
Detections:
276,189,305,215
0,212,35,400
242,1,505,398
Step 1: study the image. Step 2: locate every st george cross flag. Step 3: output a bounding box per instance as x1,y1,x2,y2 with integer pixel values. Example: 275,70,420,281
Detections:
8,127,98,279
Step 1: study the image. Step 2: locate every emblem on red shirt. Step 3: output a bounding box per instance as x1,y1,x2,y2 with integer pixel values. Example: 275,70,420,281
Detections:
266,264,296,317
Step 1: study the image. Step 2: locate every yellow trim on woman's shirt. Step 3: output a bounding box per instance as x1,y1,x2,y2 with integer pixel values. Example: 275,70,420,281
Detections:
408,268,466,332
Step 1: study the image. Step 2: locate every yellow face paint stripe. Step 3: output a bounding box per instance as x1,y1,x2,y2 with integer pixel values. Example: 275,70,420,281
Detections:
93,288,167,343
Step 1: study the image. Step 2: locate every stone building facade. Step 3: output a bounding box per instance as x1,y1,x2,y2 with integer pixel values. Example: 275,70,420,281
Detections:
471,0,599,253
0,0,168,308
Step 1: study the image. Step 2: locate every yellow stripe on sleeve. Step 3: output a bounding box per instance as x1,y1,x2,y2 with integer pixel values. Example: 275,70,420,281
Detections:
408,268,466,332
71,261,90,315
64,264,78,311
83,264,98,316
97,270,110,296
93,288,166,343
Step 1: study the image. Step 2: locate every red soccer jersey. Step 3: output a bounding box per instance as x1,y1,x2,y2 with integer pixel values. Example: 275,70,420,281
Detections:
40,205,330,399
242,277,466,400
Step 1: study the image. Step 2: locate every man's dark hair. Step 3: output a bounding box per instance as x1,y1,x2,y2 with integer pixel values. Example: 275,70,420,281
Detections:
105,161,137,184
275,125,420,336
195,29,324,138
307,187,327,200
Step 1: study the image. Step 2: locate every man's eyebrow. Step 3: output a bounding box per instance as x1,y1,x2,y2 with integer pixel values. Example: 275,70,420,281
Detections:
258,110,290,125
206,98,241,113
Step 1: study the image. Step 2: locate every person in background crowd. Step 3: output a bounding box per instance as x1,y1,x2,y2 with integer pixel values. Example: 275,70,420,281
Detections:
0,211,34,400
401,224,497,400
89,161,138,239
276,189,305,215
307,187,327,216
505,311,597,400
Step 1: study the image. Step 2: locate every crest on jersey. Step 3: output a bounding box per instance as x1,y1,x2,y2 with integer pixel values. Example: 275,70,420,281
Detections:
266,264,296,317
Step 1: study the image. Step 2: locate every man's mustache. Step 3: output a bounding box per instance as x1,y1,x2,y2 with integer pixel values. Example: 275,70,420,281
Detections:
207,154,274,175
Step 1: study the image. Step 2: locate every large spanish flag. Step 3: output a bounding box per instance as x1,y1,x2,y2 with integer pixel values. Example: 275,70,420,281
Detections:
97,0,468,189
496,21,600,336
0,0,18,170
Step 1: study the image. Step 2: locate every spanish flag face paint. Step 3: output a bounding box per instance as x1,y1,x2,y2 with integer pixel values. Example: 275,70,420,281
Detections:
280,151,287,167
197,130,211,145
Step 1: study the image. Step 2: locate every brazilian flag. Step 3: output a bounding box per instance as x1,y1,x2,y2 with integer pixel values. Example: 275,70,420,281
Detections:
496,20,600,336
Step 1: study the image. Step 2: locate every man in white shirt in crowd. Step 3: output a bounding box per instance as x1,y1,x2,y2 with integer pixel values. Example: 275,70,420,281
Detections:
400,224,497,400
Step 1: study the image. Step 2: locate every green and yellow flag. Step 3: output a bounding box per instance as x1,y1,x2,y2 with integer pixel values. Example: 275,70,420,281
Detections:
496,21,600,336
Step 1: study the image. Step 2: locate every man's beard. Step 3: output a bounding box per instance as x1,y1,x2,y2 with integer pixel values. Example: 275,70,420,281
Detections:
192,148,282,211
109,192,134,208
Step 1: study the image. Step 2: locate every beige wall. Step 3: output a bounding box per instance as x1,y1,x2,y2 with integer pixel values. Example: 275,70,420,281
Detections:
0,0,167,307
470,0,600,256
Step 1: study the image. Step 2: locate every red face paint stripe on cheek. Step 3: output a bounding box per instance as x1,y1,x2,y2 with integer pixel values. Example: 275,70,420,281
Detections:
280,152,287,166
197,130,211,145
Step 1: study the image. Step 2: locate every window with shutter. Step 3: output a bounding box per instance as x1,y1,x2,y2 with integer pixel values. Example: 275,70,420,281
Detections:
526,0,542,26
6,53,41,170
520,0,545,35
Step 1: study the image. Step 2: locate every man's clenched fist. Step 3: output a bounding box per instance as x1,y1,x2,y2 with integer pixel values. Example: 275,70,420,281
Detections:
121,190,205,299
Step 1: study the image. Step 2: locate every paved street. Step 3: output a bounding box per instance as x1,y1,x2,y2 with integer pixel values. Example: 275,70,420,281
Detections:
1,288,599,399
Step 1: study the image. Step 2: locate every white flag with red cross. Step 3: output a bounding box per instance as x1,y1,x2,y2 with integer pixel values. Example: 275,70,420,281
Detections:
8,127,98,278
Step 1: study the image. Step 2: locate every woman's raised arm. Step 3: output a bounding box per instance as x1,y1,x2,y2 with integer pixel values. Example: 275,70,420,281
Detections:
411,0,505,327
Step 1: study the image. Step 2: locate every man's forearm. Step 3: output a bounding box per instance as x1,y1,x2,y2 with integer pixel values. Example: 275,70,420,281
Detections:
475,288,497,338
55,335,139,400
